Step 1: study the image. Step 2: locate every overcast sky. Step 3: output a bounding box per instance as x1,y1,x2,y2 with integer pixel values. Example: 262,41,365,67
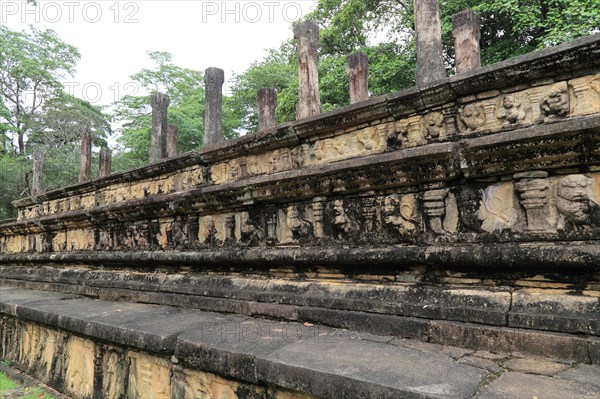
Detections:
1,0,318,106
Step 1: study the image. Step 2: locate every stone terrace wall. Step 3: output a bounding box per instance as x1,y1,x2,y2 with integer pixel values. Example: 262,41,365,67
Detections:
1,34,600,270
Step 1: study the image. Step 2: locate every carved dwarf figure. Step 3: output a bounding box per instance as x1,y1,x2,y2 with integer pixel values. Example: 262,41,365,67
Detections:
202,217,219,244
286,205,313,239
240,213,265,244
497,94,527,127
458,104,485,132
425,112,445,139
540,87,569,122
382,194,418,236
331,200,359,239
556,175,599,230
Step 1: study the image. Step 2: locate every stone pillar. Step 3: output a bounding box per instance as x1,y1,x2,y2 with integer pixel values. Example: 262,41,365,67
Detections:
99,147,112,178
167,124,178,157
150,92,170,163
31,151,44,197
79,129,92,183
203,67,225,146
452,9,481,74
346,52,369,104
423,188,447,235
294,20,321,119
312,197,326,238
257,88,277,131
414,0,446,85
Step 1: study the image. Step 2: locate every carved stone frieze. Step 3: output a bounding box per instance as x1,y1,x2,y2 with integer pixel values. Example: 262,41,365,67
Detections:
478,183,517,233
382,193,420,239
286,205,313,241
539,83,569,122
330,199,360,239
569,74,600,117
556,174,600,231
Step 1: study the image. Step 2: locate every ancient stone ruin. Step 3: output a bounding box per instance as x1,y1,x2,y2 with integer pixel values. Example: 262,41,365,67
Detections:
1,4,599,399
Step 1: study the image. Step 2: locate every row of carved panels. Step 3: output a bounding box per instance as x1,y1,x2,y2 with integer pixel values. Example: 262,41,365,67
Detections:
15,75,600,222
3,173,599,254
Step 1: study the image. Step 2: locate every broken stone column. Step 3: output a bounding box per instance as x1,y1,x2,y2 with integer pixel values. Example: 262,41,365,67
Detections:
452,9,481,74
257,88,277,131
79,129,92,183
167,124,178,157
294,20,321,119
31,151,44,197
203,67,225,146
414,0,446,85
99,147,112,178
346,52,369,104
150,92,170,163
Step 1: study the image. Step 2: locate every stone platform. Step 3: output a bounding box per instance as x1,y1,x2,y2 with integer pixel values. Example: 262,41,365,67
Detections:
1,287,599,399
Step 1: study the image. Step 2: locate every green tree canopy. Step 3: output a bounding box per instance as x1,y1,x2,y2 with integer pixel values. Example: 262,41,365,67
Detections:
0,26,81,154
228,0,599,132
113,51,240,169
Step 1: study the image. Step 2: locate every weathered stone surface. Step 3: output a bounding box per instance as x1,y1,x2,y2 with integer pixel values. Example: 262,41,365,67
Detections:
429,320,590,363
127,351,171,399
346,52,369,104
79,129,92,183
257,88,277,131
557,364,600,390
458,356,502,373
294,20,321,119
414,0,446,85
502,357,570,376
452,9,481,74
150,92,170,163
509,289,600,335
203,67,225,146
475,372,600,399
298,307,429,340
99,147,112,178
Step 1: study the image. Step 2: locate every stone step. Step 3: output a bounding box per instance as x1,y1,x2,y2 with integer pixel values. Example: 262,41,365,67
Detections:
1,287,599,399
1,265,598,337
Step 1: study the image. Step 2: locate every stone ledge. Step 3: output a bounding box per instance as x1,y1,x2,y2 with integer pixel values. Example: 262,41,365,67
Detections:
0,287,488,399
1,242,599,269
1,287,598,399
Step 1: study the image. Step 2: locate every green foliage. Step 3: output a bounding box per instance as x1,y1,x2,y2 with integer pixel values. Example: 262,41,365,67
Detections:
229,44,298,132
29,93,111,150
228,0,598,129
0,26,80,154
113,51,240,168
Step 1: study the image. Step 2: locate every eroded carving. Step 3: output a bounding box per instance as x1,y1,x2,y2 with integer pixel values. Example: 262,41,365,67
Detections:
425,112,446,139
382,194,419,237
496,93,530,127
478,183,517,233
540,86,569,122
514,171,552,232
458,103,486,132
422,189,458,236
239,212,265,245
331,200,359,239
286,205,312,240
556,174,600,231
201,216,219,245
569,74,600,116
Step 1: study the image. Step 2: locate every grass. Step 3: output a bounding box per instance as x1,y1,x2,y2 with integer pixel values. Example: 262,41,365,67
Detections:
0,371,55,399
0,372,18,390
